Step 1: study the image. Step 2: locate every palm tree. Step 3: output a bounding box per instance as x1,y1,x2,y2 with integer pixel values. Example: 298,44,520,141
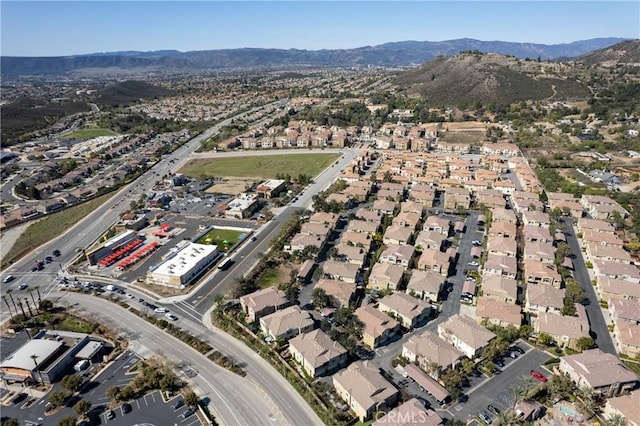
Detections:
2,295,14,317
28,289,39,314
24,298,34,317
602,412,628,426
6,289,18,314
495,411,519,426
30,354,44,385
34,285,42,303
16,299,26,318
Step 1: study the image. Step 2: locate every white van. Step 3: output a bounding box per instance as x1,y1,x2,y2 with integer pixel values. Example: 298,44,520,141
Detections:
3,275,15,283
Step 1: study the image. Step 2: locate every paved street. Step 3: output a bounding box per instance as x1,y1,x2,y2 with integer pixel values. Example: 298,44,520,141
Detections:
50,291,302,426
560,218,616,354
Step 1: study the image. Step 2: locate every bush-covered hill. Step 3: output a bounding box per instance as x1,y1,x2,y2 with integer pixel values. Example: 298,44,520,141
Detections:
394,52,590,107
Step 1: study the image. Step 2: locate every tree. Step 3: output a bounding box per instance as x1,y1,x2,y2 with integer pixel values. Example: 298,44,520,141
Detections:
48,390,68,408
602,413,628,426
106,385,121,402
2,295,13,317
39,299,54,312
460,358,475,376
311,288,330,309
61,374,85,392
30,354,44,385
565,278,586,304
57,417,77,426
184,391,199,408
538,332,554,346
495,411,520,426
73,399,91,416
576,336,596,351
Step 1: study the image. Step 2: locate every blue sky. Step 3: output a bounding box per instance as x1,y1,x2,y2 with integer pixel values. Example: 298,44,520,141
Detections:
1,1,638,57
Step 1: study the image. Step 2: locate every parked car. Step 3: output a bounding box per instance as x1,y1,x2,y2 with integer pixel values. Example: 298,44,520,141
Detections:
468,261,479,266
170,399,184,410
487,404,501,415
511,345,526,354
530,370,547,382
508,351,518,359
154,307,168,313
181,408,195,418
165,313,178,321
478,411,493,424
122,403,132,413
494,359,505,368
106,410,116,420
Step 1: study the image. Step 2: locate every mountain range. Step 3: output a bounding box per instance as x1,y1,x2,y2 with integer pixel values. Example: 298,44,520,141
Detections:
0,37,630,79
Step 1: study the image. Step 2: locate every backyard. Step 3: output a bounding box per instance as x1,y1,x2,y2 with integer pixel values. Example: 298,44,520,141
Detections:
179,153,340,180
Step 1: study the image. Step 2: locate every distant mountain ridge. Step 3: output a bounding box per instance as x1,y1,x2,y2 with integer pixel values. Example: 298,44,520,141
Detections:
0,37,630,79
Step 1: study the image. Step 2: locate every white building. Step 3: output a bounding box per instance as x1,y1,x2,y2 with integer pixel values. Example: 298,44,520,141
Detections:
147,242,220,287
224,193,259,219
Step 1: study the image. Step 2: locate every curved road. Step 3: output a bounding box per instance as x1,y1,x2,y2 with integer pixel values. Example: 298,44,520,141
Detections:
51,291,282,426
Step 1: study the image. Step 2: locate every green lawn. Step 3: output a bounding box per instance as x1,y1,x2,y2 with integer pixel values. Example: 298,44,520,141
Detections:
62,128,117,140
1,193,115,269
196,227,246,252
179,153,340,179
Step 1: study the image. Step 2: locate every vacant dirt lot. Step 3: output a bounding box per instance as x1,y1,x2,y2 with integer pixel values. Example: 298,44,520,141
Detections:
205,177,258,196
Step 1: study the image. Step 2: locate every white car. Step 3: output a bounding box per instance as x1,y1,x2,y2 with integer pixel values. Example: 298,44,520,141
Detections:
126,294,135,299
155,307,168,313
165,313,178,321
468,261,479,266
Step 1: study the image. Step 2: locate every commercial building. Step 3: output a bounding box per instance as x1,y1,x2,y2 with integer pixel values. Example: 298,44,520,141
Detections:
223,193,260,219
146,242,220,287
256,179,286,198
85,229,139,265
0,330,106,384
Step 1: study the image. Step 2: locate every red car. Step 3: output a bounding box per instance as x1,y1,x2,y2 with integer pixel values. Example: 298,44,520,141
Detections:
530,370,547,382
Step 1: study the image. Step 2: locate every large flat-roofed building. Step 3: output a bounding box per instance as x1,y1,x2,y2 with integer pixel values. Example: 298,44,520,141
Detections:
0,330,105,385
147,242,220,287
224,193,260,219
256,179,286,198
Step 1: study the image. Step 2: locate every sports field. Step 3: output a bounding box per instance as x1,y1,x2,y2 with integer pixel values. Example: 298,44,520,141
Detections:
196,227,246,252
179,153,340,179
62,128,117,140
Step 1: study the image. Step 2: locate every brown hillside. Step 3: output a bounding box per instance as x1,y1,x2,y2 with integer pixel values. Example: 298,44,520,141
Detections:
395,52,589,107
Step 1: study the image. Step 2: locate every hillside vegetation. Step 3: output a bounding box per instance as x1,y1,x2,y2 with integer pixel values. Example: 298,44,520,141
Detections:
576,39,640,65
96,80,175,108
395,52,589,107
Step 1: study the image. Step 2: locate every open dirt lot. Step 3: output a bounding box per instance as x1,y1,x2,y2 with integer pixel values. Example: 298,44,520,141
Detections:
205,177,258,196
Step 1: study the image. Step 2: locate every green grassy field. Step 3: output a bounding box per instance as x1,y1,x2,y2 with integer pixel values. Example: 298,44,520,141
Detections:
196,227,246,252
62,128,117,140
179,153,340,179
2,193,115,269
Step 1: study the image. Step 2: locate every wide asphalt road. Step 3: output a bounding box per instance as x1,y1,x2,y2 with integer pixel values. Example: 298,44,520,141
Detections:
52,291,302,426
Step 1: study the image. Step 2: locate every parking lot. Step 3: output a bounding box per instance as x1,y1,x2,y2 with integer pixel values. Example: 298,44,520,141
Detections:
0,350,204,426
